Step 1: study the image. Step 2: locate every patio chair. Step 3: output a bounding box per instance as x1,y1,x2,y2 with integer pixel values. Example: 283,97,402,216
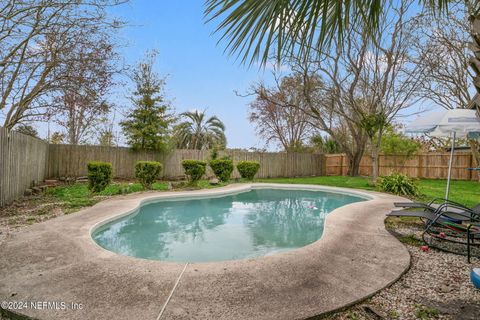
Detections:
423,209,480,263
394,199,480,215
387,204,480,262
387,209,465,224
388,202,479,222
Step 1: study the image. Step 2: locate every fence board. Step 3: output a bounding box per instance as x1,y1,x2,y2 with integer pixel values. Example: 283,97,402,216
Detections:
46,145,326,180
6,132,478,208
325,153,479,180
0,127,49,206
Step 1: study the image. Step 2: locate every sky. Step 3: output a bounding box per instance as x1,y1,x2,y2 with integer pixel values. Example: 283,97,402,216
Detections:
108,0,276,150
105,0,438,149
16,0,442,148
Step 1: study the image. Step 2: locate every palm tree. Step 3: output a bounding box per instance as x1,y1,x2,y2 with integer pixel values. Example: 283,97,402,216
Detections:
174,110,226,150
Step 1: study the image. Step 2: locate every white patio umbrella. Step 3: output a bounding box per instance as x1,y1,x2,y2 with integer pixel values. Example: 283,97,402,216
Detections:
406,109,480,202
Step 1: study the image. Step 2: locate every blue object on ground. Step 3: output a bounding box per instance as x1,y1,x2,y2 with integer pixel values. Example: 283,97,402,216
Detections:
471,268,480,289
466,168,480,171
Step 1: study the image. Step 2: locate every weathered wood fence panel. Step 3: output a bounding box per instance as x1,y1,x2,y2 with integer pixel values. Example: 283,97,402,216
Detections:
6,136,478,208
47,144,162,179
0,127,49,206
325,153,478,180
47,145,326,179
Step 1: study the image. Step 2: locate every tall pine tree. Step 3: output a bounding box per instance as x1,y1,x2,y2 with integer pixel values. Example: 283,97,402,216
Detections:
121,52,173,150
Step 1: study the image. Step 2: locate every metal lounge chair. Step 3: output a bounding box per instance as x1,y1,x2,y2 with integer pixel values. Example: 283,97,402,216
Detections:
387,209,466,224
423,209,480,263
394,199,480,215
388,202,479,222
387,204,480,262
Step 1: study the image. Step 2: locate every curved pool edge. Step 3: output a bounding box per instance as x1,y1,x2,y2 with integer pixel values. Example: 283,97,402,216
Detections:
0,184,411,320
88,183,375,237
88,183,375,262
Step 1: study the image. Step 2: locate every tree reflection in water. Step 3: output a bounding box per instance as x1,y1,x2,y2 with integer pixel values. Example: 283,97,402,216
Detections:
93,189,365,262
237,189,361,249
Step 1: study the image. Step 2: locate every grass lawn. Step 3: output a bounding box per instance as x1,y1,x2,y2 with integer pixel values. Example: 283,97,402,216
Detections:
42,176,478,214
45,182,169,210
257,176,479,207
44,180,227,212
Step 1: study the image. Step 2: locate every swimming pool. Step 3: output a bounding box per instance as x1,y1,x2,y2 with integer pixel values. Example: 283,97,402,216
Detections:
92,188,367,262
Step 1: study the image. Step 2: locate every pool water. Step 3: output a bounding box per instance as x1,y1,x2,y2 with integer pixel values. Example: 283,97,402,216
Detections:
92,189,366,262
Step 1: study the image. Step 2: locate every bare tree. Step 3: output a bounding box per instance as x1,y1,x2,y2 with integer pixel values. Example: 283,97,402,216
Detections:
247,74,316,152
416,2,480,179
97,113,118,147
287,0,423,180
246,58,368,175
287,59,369,176
356,0,424,181
49,32,119,144
416,3,474,109
0,0,125,130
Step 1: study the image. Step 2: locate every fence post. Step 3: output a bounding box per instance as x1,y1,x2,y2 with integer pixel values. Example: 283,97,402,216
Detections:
418,154,423,178
321,154,326,176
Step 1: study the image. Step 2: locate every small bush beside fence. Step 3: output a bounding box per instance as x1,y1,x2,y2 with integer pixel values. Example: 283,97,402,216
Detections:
182,160,207,183
237,161,260,180
87,162,113,192
209,159,234,182
135,161,163,189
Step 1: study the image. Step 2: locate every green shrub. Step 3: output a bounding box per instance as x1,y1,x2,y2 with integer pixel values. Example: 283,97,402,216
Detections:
87,161,112,192
209,159,234,182
377,172,419,196
135,161,163,189
181,160,207,183
210,146,219,160
236,161,260,180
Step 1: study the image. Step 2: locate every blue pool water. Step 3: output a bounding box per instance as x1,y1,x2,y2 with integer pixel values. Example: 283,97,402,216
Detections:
92,188,366,262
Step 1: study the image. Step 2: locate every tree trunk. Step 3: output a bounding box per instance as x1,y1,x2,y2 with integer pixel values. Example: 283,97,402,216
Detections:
346,148,365,177
371,147,379,182
370,130,383,183
342,133,367,177
470,14,480,96
68,126,77,145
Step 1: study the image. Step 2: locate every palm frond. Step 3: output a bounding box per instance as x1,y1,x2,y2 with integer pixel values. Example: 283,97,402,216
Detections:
174,110,226,149
205,0,452,66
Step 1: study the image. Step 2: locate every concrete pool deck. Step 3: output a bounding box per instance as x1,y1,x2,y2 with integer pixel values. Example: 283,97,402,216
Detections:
0,183,410,320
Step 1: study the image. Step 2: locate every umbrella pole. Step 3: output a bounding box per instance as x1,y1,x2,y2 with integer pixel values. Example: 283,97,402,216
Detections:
445,131,456,204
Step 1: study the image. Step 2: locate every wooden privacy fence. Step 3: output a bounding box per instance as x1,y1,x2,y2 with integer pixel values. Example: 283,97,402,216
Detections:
0,132,325,207
47,145,326,179
325,153,479,180
4,130,478,208
0,127,49,206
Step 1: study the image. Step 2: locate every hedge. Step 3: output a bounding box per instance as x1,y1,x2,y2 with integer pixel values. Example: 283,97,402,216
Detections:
209,159,234,182
87,161,112,192
181,159,207,183
135,161,163,189
236,161,260,180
